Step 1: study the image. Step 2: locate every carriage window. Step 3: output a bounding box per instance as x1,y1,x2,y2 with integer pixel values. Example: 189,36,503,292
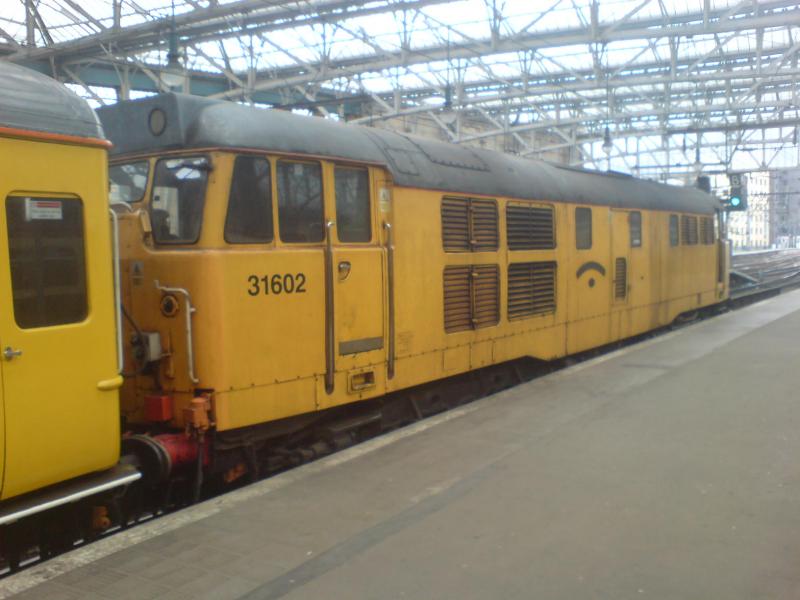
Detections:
150,156,209,245
335,166,371,243
225,156,273,244
575,207,592,249
109,161,149,204
629,211,642,247
6,196,87,328
669,214,679,246
277,160,324,243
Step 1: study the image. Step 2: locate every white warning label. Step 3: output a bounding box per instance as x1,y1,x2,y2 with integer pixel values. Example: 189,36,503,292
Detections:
25,198,63,221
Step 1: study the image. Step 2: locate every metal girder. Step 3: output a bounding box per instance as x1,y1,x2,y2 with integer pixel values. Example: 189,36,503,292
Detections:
2,0,799,178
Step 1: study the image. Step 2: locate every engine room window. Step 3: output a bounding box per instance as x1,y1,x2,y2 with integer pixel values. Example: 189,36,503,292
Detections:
575,207,592,250
629,211,642,247
6,196,87,329
225,156,273,244
277,160,324,243
150,156,209,245
335,166,371,243
109,161,149,204
669,215,679,246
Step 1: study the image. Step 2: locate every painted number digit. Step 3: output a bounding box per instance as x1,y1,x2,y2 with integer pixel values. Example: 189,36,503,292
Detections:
247,273,307,296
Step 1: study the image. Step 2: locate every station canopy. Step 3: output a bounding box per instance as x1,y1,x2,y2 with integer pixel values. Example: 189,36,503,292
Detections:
1,0,798,180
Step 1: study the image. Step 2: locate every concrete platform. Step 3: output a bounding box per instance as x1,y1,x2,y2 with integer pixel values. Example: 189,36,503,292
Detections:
6,290,800,600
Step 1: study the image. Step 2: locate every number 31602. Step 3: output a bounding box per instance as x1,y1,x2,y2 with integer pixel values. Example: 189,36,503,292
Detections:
247,273,307,296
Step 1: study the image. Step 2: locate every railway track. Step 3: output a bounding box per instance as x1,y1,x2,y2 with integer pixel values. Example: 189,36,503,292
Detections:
2,252,799,579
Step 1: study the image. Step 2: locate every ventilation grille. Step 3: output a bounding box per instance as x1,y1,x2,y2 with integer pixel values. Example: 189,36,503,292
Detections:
443,265,472,332
701,217,714,244
443,264,499,332
508,262,556,320
681,215,698,245
506,205,555,250
472,264,500,328
441,197,498,252
614,257,627,299
470,200,499,251
442,198,470,252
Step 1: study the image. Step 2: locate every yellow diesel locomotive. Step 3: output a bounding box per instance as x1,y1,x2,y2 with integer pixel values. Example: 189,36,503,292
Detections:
0,62,139,558
98,94,728,489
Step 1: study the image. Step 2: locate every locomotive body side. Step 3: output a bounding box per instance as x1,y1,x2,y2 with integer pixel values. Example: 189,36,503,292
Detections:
111,146,725,436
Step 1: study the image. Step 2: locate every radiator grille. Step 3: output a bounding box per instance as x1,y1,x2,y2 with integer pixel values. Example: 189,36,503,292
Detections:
681,215,698,245
506,204,555,250
443,266,472,332
701,217,714,244
614,257,627,300
441,197,498,252
507,261,556,320
443,264,499,332
471,264,500,328
441,197,470,251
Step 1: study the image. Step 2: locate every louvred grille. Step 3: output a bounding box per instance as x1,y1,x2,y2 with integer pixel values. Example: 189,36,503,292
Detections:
507,262,556,319
506,205,555,250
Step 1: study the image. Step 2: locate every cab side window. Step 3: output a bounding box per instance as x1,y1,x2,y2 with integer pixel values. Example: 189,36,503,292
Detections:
335,166,371,243
225,156,273,243
575,207,592,249
277,160,324,243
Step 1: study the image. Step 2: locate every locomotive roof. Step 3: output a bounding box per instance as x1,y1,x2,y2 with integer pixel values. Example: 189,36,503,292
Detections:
97,93,718,215
0,62,105,141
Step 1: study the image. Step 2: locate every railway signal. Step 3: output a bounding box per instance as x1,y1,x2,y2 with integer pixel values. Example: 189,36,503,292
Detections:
724,173,748,211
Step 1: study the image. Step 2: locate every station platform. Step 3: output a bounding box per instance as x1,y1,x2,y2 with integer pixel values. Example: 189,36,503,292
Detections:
6,290,800,600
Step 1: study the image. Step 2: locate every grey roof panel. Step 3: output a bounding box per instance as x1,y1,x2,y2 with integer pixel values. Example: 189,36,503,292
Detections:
97,93,719,215
0,62,104,140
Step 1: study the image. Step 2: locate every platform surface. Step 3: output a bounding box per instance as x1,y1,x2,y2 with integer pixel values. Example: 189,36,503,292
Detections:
6,291,800,600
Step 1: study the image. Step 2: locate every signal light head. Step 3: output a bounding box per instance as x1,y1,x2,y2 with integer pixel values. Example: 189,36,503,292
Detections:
730,196,741,207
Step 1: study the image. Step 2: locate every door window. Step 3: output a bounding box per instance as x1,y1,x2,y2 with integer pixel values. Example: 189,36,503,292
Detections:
6,196,88,328
334,166,371,243
277,160,324,243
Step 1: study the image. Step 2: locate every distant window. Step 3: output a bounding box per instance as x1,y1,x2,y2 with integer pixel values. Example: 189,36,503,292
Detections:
669,215,679,246
150,156,209,245
575,207,592,249
629,211,642,247
277,160,324,243
335,166,371,243
109,161,149,204
225,156,273,244
6,196,88,328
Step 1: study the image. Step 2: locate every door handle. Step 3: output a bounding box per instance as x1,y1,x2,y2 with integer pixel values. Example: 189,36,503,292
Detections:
3,347,22,361
338,261,351,281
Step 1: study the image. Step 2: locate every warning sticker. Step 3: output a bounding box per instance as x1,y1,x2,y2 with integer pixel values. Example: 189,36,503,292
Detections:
25,198,63,221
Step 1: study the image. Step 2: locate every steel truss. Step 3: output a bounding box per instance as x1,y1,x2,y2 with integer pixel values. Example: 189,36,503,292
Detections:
2,0,799,178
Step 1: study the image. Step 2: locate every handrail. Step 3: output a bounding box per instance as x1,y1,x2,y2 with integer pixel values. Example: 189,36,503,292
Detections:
324,221,336,394
108,207,123,374
154,280,199,384
383,222,395,380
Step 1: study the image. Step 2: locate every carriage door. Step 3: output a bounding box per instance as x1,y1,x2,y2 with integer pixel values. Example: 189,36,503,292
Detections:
0,194,118,499
609,210,631,340
328,165,385,402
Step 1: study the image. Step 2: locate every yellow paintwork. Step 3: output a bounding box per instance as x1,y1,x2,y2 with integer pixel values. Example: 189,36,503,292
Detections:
116,149,727,433
0,135,119,500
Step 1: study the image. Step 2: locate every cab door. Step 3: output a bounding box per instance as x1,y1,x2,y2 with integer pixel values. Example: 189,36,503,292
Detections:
609,209,631,340
327,165,386,404
0,193,119,499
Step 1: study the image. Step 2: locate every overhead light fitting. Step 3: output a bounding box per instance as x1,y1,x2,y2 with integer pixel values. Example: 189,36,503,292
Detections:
160,0,184,89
